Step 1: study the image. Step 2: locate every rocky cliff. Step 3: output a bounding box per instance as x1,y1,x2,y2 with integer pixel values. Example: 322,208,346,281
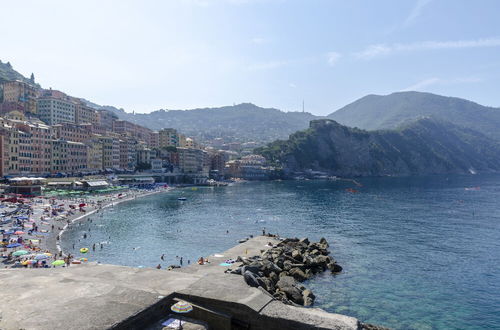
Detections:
256,118,500,176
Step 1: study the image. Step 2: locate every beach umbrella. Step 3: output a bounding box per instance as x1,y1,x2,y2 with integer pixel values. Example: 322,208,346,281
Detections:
6,243,21,248
34,254,49,260
52,260,65,266
170,300,193,328
12,250,28,256
171,301,193,313
14,231,25,235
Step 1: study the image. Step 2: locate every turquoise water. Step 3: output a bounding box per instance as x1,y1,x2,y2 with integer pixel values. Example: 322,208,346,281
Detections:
61,175,500,329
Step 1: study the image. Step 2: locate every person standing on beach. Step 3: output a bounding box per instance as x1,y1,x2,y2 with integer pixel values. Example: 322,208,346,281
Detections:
180,257,183,266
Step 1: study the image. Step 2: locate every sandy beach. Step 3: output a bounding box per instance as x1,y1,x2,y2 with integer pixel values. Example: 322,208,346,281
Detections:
1,186,172,269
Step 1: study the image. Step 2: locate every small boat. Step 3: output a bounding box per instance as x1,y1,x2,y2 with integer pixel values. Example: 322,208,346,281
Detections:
177,197,187,201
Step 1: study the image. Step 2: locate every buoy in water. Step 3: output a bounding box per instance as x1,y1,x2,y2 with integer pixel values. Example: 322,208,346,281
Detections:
80,248,89,254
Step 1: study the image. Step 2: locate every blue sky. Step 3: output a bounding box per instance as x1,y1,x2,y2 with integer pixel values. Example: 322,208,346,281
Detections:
2,0,500,115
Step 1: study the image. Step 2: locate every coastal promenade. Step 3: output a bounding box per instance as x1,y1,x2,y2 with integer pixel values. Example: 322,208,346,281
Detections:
0,236,361,330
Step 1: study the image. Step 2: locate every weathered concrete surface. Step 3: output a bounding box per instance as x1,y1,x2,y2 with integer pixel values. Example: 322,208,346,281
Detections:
262,301,360,329
0,264,201,330
0,236,361,330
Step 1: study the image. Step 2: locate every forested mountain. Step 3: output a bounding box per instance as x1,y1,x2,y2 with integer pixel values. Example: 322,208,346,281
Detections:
256,118,500,177
328,91,500,141
102,103,318,144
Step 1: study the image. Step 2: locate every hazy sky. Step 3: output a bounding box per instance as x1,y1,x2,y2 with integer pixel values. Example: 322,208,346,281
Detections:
2,0,500,115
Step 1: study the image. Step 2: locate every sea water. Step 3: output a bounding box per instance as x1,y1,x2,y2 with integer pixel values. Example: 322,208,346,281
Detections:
61,174,500,329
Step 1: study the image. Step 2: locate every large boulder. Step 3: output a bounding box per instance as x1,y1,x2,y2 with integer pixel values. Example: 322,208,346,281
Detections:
328,263,343,273
281,286,304,305
319,237,329,248
291,249,302,261
289,267,309,282
243,270,260,287
277,275,297,289
299,237,310,245
303,289,316,306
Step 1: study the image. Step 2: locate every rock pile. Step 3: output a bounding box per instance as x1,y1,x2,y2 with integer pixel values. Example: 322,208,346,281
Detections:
231,237,342,306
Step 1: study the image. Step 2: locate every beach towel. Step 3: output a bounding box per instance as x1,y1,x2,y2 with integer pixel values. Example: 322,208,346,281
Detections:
161,318,182,328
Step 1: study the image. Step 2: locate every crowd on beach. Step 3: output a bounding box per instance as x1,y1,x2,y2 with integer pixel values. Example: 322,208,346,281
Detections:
1,186,170,269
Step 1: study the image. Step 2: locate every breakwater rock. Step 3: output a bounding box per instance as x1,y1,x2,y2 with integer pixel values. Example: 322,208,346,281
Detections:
231,237,342,306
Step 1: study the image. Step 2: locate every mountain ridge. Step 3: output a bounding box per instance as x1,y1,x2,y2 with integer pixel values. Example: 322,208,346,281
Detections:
95,102,319,144
255,117,500,177
328,91,500,141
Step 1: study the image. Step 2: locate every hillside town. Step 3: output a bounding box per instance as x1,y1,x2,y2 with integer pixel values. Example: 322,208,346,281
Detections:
0,78,276,183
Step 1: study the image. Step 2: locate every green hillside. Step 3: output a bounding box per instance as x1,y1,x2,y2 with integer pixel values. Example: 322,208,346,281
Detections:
256,118,500,177
328,91,500,141
100,103,319,145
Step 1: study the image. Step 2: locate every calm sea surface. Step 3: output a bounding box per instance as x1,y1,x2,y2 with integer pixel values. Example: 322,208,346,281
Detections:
61,175,500,329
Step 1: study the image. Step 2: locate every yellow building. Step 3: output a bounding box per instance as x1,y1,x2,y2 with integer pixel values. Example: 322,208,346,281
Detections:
2,80,39,114
158,128,180,148
85,138,104,172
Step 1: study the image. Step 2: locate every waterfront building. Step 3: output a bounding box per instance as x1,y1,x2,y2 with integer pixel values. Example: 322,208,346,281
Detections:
7,177,46,196
178,147,209,175
52,123,92,142
75,100,98,125
0,121,20,174
1,80,39,114
0,131,5,177
113,119,152,144
119,136,137,170
210,151,230,173
240,154,266,166
150,158,163,172
225,157,273,180
15,121,52,175
113,119,136,136
98,135,120,170
180,136,200,149
51,140,88,174
37,90,76,125
148,131,159,148
85,138,104,172
137,145,153,167
158,128,180,147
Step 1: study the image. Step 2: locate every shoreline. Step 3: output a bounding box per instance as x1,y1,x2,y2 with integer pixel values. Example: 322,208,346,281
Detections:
54,187,172,257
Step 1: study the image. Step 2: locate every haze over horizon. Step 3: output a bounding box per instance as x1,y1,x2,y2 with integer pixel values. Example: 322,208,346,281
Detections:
2,0,500,115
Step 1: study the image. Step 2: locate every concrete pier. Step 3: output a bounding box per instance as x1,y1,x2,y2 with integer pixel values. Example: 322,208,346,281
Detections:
0,237,360,330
